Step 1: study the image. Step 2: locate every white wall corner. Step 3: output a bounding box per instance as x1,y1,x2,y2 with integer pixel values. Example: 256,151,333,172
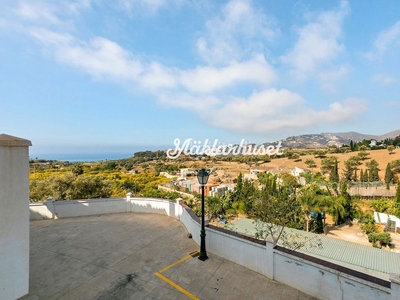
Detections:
0,134,31,300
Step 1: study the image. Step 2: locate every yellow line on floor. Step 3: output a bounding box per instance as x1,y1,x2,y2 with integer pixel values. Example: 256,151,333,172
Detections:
155,272,200,300
154,251,200,299
158,250,199,273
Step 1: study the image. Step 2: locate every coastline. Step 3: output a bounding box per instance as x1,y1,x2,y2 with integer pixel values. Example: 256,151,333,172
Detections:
29,153,133,162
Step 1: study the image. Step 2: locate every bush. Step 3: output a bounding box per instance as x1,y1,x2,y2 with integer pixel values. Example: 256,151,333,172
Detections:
361,223,378,234
368,232,392,248
377,232,392,247
370,198,394,214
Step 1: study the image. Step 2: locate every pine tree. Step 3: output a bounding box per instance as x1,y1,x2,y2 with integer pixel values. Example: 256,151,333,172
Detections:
329,160,339,183
395,184,400,218
354,169,358,182
385,163,393,189
350,140,354,151
371,169,379,182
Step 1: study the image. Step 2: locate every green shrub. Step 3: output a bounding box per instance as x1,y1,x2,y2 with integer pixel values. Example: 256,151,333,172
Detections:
368,232,392,248
361,222,378,235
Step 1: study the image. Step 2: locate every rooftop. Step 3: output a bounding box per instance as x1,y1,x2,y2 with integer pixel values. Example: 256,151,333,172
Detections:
21,213,315,300
230,218,400,280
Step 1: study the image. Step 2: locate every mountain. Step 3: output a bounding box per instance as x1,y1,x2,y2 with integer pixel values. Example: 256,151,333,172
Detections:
267,130,400,149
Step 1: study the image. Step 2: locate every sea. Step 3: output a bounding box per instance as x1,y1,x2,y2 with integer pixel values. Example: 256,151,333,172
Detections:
30,153,135,162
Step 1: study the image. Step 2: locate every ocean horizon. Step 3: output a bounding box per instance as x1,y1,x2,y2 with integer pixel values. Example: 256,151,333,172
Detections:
29,153,134,162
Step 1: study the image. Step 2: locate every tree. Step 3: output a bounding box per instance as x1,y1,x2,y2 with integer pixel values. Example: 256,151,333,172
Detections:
279,172,299,189
49,173,75,200
328,196,346,225
205,196,224,221
343,156,361,182
360,169,365,182
231,173,258,215
297,182,334,232
321,156,338,175
314,150,327,159
305,159,316,169
395,184,400,219
329,160,339,183
68,176,112,199
391,160,400,174
358,145,369,151
252,185,306,248
292,153,301,162
366,159,380,182
105,162,117,170
388,145,396,155
339,182,360,223
371,198,395,214
357,150,370,160
385,163,394,189
71,164,84,176
297,184,319,232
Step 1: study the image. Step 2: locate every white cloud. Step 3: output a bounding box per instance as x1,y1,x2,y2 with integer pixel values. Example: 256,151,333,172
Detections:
13,0,90,24
15,2,61,24
29,28,143,81
208,90,366,135
119,0,183,15
179,55,276,93
372,74,396,86
140,62,178,89
365,21,400,61
196,0,278,65
28,27,276,95
282,1,349,83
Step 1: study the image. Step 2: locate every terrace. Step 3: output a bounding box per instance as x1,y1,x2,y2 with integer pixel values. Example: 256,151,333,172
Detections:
21,213,312,299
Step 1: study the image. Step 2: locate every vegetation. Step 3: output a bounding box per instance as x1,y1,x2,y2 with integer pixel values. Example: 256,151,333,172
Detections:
370,198,395,215
29,140,400,250
395,184,400,218
368,232,392,248
29,160,174,201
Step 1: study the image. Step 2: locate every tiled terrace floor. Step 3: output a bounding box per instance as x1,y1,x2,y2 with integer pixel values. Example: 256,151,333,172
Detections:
20,213,316,300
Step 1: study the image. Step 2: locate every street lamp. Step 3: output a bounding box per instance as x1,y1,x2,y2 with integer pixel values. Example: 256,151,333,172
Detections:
197,168,209,261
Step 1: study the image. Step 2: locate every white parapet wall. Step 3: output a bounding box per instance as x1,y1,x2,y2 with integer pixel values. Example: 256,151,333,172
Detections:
0,134,31,300
273,249,391,300
30,198,127,219
28,195,400,299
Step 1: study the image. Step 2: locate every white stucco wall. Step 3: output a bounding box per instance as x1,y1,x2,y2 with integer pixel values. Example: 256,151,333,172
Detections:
29,198,127,219
130,197,178,218
273,251,390,300
207,227,267,276
0,134,31,300
53,198,126,218
29,202,54,220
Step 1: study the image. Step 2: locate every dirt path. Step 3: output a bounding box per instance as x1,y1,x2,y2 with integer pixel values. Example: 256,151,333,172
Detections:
327,223,400,252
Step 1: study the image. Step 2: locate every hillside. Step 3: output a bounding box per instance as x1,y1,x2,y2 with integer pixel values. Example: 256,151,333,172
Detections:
177,149,400,185
267,130,400,149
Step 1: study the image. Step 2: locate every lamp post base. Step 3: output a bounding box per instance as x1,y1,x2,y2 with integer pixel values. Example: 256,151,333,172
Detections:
199,229,208,261
198,253,208,261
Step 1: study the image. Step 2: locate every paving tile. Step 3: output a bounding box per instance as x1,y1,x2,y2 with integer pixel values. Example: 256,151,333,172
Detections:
22,213,316,300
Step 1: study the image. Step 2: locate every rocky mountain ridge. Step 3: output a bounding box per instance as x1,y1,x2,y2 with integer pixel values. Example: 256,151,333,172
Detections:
267,130,400,149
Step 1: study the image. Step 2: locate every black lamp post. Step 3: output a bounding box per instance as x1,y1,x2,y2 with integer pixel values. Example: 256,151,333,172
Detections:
197,168,209,261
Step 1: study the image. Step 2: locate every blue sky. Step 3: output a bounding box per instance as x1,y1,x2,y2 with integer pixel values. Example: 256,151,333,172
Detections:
1,0,400,157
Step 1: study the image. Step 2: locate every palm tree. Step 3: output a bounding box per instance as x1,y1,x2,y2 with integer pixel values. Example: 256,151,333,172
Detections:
313,194,331,229
328,195,346,225
297,185,317,232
